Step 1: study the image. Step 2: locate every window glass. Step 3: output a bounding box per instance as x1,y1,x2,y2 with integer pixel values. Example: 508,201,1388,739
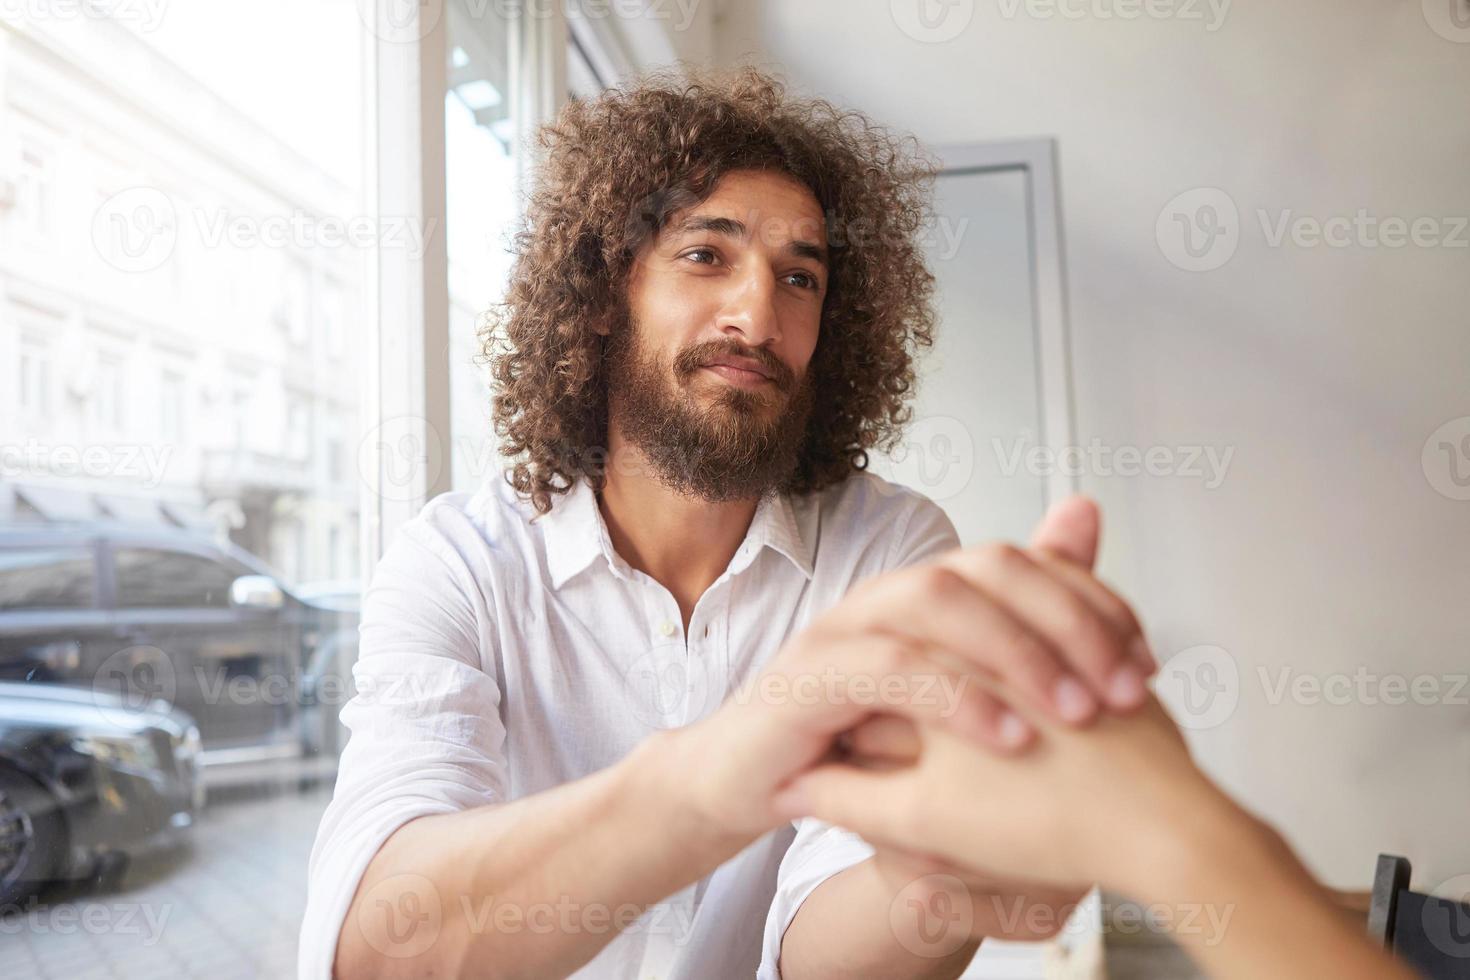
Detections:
0,3,372,971
0,546,96,610
113,548,240,609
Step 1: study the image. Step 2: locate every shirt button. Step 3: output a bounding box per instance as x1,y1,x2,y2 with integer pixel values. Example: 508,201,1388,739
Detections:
658,620,676,637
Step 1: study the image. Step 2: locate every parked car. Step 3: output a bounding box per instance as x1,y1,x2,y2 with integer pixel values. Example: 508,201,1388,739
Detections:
0,522,359,772
293,579,362,615
0,681,202,907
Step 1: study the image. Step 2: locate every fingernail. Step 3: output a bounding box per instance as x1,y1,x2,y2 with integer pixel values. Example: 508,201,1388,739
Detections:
1052,675,1097,723
1131,637,1157,672
997,710,1033,748
1107,663,1148,709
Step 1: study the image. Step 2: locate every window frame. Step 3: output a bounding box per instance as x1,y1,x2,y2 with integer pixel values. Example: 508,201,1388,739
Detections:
932,139,1080,506
361,2,660,562
361,2,568,562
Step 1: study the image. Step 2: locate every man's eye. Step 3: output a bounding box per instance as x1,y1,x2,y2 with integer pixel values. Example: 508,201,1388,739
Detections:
682,249,718,265
786,272,820,291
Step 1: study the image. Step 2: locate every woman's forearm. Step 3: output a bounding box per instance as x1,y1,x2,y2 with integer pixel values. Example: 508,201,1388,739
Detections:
1129,795,1415,980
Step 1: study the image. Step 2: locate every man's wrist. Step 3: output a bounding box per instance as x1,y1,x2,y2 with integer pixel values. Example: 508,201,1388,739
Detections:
619,722,762,858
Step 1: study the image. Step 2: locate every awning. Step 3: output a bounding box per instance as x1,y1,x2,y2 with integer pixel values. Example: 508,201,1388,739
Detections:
11,483,100,522
0,482,218,531
97,493,168,525
161,498,214,531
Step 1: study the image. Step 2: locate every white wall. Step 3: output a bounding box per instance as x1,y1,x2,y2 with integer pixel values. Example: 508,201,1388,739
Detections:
711,0,1470,890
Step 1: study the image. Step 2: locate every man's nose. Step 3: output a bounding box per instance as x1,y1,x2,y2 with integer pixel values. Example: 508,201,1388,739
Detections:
716,267,781,347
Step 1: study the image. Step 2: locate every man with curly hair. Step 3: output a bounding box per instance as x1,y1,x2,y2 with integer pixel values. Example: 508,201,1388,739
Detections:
302,67,1156,979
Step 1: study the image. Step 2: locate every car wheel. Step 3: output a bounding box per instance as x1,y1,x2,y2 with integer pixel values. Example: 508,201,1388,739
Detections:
0,767,66,908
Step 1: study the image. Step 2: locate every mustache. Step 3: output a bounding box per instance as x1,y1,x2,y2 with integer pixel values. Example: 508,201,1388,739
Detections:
673,341,795,389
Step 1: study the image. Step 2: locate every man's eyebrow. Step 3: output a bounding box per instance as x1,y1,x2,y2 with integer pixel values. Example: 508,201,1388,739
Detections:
669,214,829,266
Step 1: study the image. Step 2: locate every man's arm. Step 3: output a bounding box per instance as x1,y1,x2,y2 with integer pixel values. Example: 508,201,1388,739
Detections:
321,493,1152,979
313,506,758,978
336,727,756,979
776,855,978,979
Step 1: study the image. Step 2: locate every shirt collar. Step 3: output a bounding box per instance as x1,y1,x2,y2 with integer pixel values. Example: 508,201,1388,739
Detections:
538,478,814,590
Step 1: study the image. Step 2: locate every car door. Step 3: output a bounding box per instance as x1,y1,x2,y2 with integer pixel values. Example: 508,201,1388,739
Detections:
102,539,300,757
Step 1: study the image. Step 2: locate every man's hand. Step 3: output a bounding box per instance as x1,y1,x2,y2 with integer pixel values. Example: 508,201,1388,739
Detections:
679,493,1157,840
851,494,1150,940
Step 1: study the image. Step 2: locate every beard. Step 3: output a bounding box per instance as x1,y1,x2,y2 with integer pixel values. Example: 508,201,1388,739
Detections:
603,311,816,502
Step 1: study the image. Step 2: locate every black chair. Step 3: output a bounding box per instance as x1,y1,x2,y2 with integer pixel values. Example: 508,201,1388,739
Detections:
1369,854,1470,978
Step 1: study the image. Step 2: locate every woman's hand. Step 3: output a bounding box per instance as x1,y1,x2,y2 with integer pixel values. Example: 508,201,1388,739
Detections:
773,693,1231,899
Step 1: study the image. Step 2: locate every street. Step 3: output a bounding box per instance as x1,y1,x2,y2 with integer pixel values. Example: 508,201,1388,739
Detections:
0,780,334,979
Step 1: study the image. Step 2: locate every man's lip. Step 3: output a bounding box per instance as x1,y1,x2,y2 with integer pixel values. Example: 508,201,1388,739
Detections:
701,358,774,380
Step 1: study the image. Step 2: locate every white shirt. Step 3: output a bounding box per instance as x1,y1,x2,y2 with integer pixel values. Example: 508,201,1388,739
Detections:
298,466,959,980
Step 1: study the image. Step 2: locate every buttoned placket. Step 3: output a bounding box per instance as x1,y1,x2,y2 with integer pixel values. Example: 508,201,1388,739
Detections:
632,548,751,980
636,566,739,730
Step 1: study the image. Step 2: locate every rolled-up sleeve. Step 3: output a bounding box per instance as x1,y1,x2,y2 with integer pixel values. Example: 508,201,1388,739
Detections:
757,492,961,979
297,509,508,980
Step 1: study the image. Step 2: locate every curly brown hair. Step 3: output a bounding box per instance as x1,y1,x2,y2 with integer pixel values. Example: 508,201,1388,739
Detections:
482,64,942,516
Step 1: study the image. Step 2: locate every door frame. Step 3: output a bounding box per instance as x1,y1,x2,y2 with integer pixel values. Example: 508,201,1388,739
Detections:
933,139,1079,506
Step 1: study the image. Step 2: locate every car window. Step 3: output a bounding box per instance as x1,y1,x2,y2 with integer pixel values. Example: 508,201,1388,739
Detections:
114,548,240,609
0,545,97,610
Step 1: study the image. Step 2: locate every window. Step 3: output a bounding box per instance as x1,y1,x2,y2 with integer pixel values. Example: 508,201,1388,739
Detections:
567,28,607,102
322,277,346,357
113,548,240,609
446,9,523,491
280,258,311,346
325,417,346,485
0,0,589,969
159,369,187,444
286,394,312,460
0,546,96,610
91,351,127,433
231,378,256,450
17,334,51,417
15,136,55,240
